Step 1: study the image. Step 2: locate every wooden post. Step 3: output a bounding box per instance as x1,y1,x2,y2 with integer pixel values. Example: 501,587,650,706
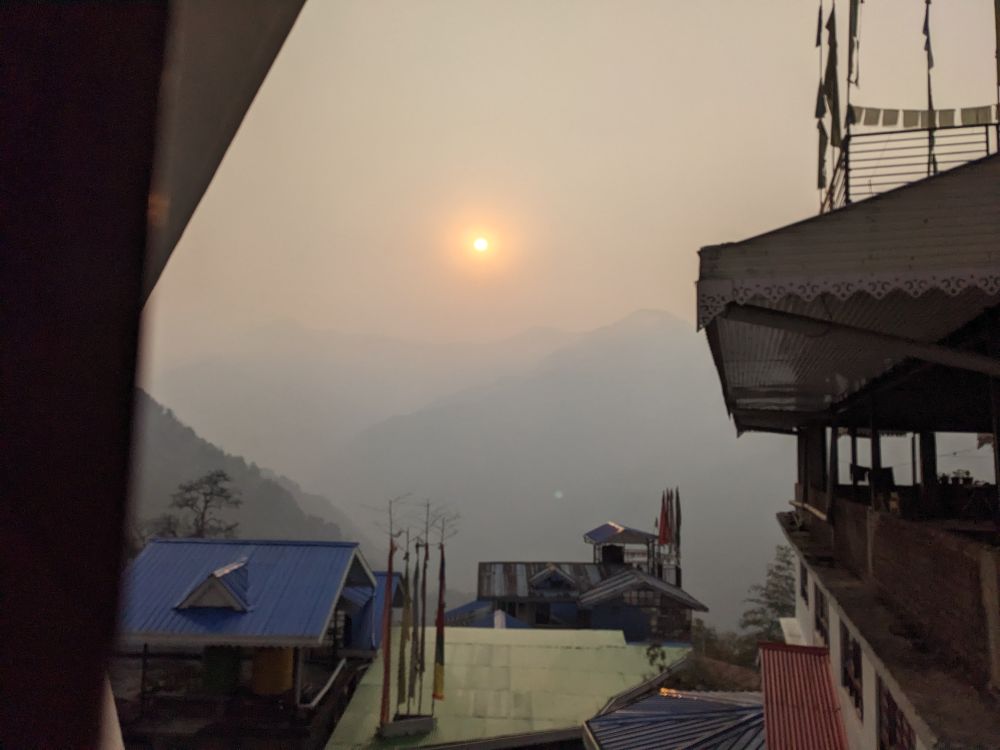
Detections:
850,428,859,503
293,647,303,706
827,421,839,525
989,321,1000,515
981,548,1000,691
919,431,938,517
140,643,149,718
869,402,882,509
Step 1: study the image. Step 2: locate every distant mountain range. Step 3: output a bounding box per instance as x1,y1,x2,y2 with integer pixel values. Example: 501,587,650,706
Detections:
137,310,794,626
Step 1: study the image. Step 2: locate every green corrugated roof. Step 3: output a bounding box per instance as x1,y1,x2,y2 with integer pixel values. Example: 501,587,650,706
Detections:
327,628,689,749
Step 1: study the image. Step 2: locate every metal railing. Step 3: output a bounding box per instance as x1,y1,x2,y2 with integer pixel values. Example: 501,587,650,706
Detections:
822,123,997,213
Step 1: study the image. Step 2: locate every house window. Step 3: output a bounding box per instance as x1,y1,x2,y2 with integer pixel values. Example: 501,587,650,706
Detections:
840,621,863,719
799,561,809,603
878,678,915,750
814,584,829,644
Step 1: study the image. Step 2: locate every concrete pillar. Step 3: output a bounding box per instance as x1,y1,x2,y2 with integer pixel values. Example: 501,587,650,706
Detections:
981,548,1000,691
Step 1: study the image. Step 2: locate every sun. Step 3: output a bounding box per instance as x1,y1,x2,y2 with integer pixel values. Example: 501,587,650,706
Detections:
473,237,489,253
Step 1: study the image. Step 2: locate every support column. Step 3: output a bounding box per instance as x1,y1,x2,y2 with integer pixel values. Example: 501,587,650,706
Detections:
140,643,149,718
293,647,303,706
980,548,1000,691
850,428,859,503
869,403,882,510
990,376,1000,516
805,423,827,511
919,431,938,517
827,421,839,525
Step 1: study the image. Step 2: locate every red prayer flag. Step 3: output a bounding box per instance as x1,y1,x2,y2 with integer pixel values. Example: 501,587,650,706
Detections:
657,490,669,545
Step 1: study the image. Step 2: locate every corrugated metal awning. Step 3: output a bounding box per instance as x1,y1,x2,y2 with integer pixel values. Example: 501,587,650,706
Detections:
759,642,847,750
697,155,1000,433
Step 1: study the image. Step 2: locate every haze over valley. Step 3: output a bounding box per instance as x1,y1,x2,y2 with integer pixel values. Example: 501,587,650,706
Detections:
137,308,794,627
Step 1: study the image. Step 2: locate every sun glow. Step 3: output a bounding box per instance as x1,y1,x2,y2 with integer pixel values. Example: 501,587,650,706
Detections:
473,237,489,252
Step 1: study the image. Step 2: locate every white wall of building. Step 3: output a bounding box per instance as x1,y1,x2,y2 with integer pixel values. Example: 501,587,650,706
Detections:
792,551,931,750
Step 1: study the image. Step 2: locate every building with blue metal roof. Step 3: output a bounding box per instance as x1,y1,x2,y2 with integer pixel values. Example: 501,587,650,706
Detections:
444,599,531,628
345,571,403,652
120,538,376,647
475,520,707,642
114,538,388,750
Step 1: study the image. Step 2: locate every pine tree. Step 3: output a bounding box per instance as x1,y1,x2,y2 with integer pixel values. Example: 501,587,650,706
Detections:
739,545,795,641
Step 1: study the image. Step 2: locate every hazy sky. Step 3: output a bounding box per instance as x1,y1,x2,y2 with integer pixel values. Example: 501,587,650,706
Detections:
143,0,998,357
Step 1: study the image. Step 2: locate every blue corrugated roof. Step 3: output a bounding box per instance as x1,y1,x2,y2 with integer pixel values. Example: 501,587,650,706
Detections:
120,539,374,646
585,691,765,750
349,571,402,651
445,600,531,628
445,599,492,622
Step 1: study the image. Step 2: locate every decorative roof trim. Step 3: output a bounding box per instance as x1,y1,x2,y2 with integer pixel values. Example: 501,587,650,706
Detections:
697,267,1000,329
529,564,578,589
176,557,249,612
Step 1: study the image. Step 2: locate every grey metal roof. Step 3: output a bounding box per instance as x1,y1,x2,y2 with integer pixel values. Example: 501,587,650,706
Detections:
577,569,708,611
584,522,657,545
697,155,1000,434
584,691,765,750
478,561,623,601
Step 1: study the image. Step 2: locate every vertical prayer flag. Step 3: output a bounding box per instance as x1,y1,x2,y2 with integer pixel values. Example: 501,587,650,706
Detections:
408,545,421,701
397,550,411,708
848,0,860,85
668,490,676,547
675,487,682,551
379,542,396,726
818,120,828,189
432,543,446,701
657,490,669,545
824,7,842,147
923,1,934,70
994,0,1000,84
419,539,430,679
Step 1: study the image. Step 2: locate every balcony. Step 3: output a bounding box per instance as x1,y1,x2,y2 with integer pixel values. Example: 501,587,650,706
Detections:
823,124,998,213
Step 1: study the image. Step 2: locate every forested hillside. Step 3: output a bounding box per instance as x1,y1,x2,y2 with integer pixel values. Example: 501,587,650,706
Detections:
130,390,368,548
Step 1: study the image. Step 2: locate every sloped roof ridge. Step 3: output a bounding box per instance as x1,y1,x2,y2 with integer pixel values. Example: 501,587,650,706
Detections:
149,537,358,547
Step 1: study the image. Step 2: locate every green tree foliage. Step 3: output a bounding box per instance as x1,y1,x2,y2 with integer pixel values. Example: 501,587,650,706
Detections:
646,545,796,685
739,544,795,641
147,469,242,539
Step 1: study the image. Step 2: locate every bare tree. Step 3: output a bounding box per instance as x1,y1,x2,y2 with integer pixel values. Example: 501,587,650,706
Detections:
149,469,242,539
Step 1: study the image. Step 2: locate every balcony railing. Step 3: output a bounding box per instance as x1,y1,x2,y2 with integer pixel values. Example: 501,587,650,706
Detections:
822,123,998,213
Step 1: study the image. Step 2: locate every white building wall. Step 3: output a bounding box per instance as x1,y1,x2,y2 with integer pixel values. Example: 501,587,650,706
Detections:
791,550,932,750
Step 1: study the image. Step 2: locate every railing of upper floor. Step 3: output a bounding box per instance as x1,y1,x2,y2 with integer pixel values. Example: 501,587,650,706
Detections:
821,123,999,213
